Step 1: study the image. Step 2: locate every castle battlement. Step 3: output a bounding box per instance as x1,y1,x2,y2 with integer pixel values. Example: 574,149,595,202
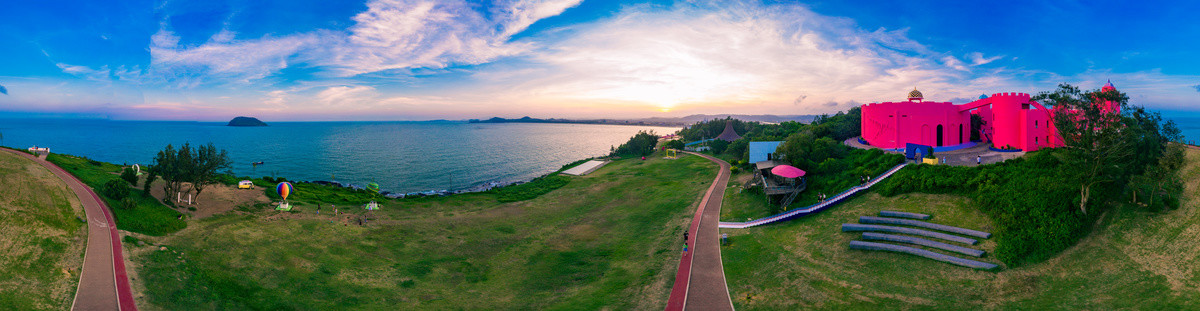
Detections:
989,92,1030,100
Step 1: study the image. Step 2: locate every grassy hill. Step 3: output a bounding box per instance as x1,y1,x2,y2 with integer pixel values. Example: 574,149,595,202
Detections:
720,148,1200,309
0,150,86,310
128,153,715,310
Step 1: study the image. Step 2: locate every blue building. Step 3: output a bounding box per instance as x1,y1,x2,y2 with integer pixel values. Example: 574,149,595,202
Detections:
748,141,784,163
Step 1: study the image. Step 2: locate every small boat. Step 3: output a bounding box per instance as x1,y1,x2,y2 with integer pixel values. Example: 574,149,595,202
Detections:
252,161,264,166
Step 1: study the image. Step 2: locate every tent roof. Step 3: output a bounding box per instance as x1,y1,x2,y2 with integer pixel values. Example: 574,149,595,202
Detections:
771,165,806,178
715,120,741,142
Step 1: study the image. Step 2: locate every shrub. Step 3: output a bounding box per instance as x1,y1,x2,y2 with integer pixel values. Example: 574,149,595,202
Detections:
119,197,137,210
103,179,130,200
120,167,138,185
877,150,1093,266
495,175,570,202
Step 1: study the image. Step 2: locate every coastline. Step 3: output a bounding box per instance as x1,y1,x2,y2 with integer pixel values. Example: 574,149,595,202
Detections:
245,156,602,199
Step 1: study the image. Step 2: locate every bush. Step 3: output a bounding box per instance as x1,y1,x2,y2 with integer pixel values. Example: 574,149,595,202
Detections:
119,197,137,210
877,150,1092,266
121,167,138,185
103,179,130,200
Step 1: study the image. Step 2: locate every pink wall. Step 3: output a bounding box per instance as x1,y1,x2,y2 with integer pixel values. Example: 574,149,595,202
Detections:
861,91,1064,151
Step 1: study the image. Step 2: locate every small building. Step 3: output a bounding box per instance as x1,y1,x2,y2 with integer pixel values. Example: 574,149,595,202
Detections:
747,160,807,208
238,180,253,189
748,141,784,163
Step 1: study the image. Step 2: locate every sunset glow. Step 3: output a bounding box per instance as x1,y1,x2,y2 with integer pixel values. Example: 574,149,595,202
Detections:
3,1,1200,121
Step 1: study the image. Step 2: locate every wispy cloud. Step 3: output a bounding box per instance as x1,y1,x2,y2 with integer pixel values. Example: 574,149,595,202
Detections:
20,0,1200,120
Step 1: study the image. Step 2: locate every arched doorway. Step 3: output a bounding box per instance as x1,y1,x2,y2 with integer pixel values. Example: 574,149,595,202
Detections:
936,125,944,147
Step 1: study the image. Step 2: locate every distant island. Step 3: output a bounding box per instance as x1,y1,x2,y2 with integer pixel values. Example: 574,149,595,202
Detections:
469,114,817,127
227,116,268,127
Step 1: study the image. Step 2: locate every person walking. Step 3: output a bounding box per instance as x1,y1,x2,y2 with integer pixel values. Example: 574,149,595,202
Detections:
976,155,981,165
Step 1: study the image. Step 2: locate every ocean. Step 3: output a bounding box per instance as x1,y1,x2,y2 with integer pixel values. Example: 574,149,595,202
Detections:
1170,116,1200,146
0,119,679,194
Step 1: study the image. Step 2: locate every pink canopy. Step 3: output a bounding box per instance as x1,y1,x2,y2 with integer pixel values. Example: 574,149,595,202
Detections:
771,165,806,178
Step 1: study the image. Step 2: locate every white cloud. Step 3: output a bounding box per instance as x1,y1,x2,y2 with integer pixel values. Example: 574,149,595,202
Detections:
968,52,1003,66
316,85,377,107
149,29,323,84
138,0,585,83
461,3,995,116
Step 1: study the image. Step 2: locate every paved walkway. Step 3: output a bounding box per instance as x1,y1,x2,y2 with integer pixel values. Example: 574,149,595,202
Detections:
665,152,734,311
1,148,138,311
844,137,1026,167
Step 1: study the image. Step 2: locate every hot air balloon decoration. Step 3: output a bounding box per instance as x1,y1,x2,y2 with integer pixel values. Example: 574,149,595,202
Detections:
366,182,380,193
275,182,294,211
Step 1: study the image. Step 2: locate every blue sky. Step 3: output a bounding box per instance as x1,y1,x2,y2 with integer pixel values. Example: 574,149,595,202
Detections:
1,0,1198,121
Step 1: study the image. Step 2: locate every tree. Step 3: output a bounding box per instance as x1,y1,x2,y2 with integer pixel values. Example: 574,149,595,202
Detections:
664,139,685,150
1036,84,1131,215
152,144,179,199
777,131,845,171
190,143,232,200
709,139,730,155
143,171,157,196
612,131,659,157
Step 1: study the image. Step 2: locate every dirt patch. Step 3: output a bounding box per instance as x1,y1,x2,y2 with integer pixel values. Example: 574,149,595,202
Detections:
140,178,269,219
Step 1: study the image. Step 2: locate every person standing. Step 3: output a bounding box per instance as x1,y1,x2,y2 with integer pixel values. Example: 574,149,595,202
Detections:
976,155,981,165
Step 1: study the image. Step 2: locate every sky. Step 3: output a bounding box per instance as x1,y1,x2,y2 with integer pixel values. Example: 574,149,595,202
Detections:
1,0,1199,121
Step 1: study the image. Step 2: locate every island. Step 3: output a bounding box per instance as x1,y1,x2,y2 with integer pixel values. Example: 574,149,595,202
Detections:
227,116,268,127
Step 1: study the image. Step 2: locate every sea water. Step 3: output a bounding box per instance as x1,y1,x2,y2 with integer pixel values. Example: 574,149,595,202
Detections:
1170,116,1200,146
0,119,678,194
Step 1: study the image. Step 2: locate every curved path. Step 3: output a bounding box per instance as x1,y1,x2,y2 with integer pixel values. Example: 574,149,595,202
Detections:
719,163,908,229
665,152,734,311
1,148,138,310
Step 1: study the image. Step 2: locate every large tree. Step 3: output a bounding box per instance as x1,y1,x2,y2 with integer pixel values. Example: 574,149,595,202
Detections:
190,143,232,200
1034,83,1179,215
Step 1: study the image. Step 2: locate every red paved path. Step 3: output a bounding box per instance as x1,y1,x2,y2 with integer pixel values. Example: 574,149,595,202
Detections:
2,149,138,311
665,152,734,311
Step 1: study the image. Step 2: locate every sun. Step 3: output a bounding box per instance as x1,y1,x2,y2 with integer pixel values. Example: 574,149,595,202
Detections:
659,107,671,112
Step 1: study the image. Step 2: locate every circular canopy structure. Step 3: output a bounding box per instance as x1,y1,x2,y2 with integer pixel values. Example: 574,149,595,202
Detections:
771,165,806,178
908,87,923,100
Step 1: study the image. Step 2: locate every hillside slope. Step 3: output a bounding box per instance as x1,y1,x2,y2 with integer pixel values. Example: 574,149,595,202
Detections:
0,150,87,310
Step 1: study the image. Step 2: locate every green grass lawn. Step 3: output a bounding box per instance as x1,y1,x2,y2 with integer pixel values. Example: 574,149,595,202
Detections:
0,150,86,310
46,153,185,236
720,148,1200,309
131,152,716,310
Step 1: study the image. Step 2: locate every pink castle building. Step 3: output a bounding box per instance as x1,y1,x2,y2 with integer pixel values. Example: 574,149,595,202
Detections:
860,82,1121,152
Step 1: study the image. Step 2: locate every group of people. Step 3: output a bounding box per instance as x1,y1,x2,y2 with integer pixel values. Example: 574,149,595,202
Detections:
858,175,872,185
316,203,340,215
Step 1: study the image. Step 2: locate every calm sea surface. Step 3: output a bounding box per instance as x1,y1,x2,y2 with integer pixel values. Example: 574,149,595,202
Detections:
0,119,678,194
1170,116,1200,145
